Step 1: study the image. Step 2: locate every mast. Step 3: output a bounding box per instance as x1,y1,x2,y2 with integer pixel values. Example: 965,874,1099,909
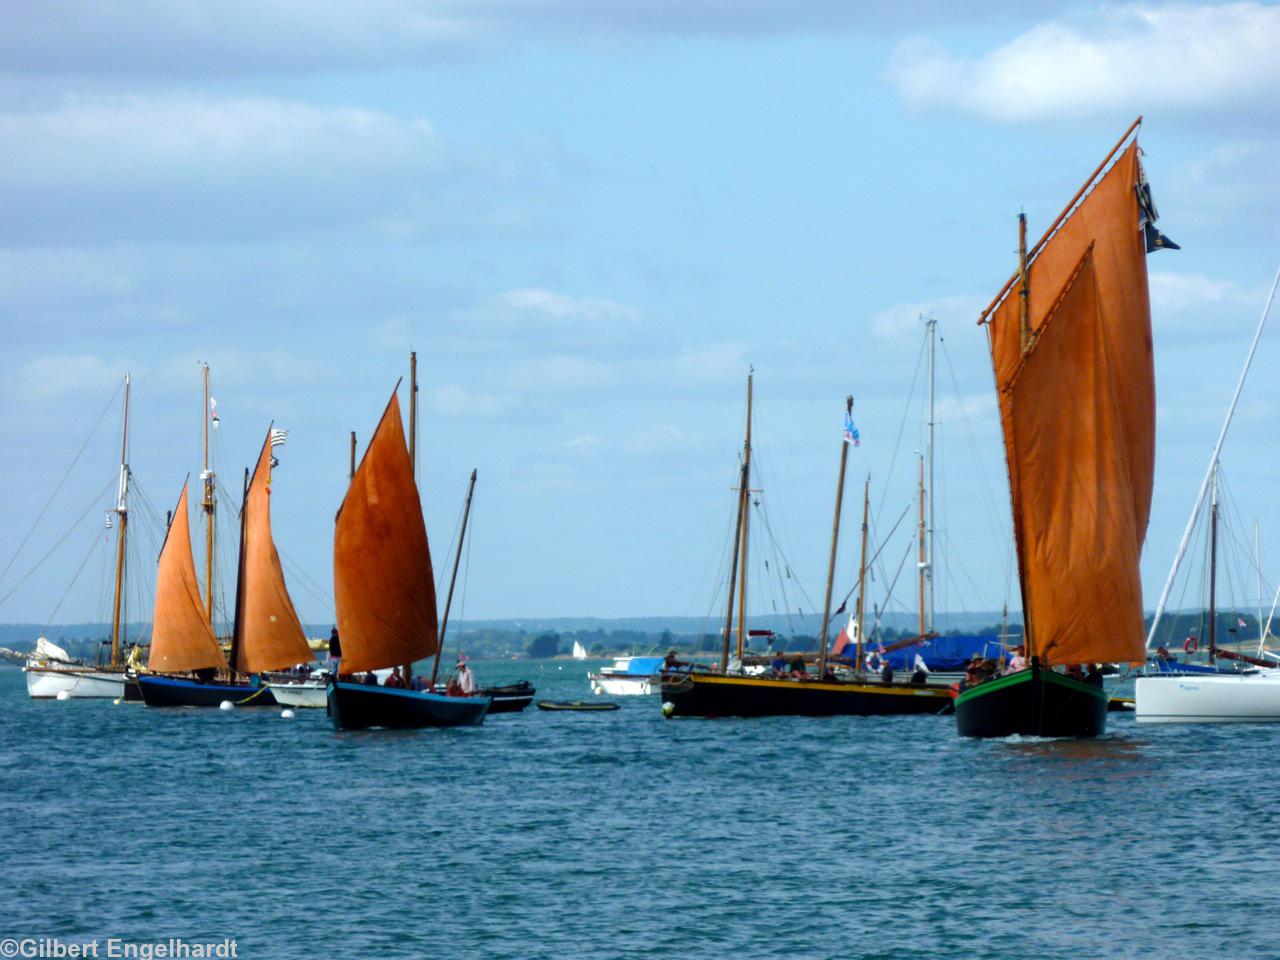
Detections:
1148,263,1280,646
201,364,216,627
1208,463,1219,662
109,373,131,667
925,315,937,633
432,469,477,687
720,458,747,673
229,466,249,677
405,352,419,683
1257,520,1265,648
349,431,356,480
917,455,926,638
854,476,870,673
817,396,854,679
1011,214,1036,661
735,371,753,660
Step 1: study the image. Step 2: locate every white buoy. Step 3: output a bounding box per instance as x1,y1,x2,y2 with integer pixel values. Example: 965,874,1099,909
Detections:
281,709,295,719
219,700,234,711
113,698,122,705
661,701,675,718
56,690,70,701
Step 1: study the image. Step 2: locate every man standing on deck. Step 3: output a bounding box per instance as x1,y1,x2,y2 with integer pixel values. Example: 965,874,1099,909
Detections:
456,659,477,695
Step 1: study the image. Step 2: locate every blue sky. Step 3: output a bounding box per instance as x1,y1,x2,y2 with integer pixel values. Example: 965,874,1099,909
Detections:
1,1,1277,630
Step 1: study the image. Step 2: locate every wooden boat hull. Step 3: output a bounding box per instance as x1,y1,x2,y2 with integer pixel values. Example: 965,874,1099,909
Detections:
480,682,535,713
660,672,953,718
137,675,278,708
327,681,490,730
954,666,1107,738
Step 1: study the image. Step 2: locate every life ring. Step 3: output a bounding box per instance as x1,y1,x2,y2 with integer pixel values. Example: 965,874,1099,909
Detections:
866,651,883,673
1184,637,1199,654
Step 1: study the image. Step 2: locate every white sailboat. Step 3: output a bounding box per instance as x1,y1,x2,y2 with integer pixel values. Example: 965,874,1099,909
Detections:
1136,264,1280,723
572,640,588,660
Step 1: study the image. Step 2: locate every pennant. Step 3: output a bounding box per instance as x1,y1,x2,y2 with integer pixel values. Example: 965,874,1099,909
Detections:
843,413,861,447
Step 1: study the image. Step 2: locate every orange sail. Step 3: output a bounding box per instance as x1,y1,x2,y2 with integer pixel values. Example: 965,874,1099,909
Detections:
984,137,1154,667
333,391,438,674
148,482,229,673
234,428,313,674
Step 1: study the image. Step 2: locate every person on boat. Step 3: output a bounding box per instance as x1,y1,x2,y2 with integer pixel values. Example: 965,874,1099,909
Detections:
663,649,684,673
1065,664,1085,681
385,667,406,689
409,673,428,692
789,654,806,678
1006,645,1027,673
1085,663,1104,686
328,627,342,660
456,659,477,695
362,671,379,686
910,654,928,685
770,651,788,676
880,657,894,685
963,655,985,689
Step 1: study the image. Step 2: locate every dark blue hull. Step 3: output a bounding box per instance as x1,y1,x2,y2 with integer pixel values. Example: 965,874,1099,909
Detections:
138,675,278,708
327,681,490,730
954,665,1107,738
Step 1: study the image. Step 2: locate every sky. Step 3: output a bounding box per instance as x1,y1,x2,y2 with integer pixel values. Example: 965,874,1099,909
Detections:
1,0,1278,632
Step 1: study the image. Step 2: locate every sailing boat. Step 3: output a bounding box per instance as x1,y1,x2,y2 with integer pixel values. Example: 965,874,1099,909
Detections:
326,386,491,729
955,118,1166,738
660,377,953,717
572,640,588,660
24,374,139,700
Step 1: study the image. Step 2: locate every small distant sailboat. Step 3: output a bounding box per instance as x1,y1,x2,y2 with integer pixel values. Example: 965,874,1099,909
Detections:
572,640,588,660
326,385,491,730
955,118,1168,737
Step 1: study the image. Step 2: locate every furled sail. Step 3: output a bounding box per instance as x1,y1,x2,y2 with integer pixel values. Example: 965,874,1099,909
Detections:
148,482,229,673
333,391,438,674
984,139,1154,667
234,428,313,674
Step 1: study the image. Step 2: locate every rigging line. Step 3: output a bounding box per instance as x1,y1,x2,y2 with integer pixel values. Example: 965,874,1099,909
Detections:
0,379,124,588
827,499,914,631
0,474,118,610
755,493,820,617
41,529,106,633
869,535,917,640
874,332,927,527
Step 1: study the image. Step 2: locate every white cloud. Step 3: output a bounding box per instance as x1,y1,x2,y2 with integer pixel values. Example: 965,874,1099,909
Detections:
500,288,642,325
16,355,131,402
888,3,1280,122
508,355,615,393
1149,271,1235,314
870,295,978,339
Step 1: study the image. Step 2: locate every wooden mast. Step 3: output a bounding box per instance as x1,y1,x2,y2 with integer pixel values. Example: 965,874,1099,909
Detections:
228,466,249,678
720,373,751,673
735,371,753,661
854,475,870,674
405,352,419,684
201,364,216,627
817,395,854,679
1011,216,1036,663
432,469,477,687
1208,463,1219,662
108,373,131,667
917,454,927,639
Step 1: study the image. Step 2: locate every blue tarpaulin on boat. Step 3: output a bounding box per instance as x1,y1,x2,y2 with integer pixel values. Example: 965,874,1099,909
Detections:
624,657,665,675
1146,658,1230,674
857,634,1006,672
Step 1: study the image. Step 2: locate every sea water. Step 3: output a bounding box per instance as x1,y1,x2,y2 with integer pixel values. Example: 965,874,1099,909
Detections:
0,662,1276,960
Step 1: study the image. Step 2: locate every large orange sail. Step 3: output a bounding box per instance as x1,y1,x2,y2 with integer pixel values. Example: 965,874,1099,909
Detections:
148,482,229,673
234,429,313,674
985,138,1154,666
333,391,438,674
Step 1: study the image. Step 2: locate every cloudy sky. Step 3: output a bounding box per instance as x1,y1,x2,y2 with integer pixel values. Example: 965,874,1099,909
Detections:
1,0,1277,631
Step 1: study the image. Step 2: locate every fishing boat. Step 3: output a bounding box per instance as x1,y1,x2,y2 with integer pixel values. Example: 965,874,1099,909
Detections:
24,375,138,700
326,382,490,730
955,118,1170,737
662,381,953,718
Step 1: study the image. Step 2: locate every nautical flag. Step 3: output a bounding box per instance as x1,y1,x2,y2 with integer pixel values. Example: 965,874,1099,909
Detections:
1238,617,1248,629
270,428,288,447
1136,172,1180,253
843,413,861,447
209,396,220,430
831,614,856,657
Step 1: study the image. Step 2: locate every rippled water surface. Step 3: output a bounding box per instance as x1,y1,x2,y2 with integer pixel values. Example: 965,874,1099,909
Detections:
2,662,1278,959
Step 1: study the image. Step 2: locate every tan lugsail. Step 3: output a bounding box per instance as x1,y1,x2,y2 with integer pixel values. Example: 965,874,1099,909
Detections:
234,428,313,674
333,391,438,674
148,482,229,673
984,138,1153,667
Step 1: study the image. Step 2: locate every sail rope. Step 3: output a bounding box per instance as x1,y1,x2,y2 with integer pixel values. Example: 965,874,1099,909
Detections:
0,380,123,589
40,528,107,633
